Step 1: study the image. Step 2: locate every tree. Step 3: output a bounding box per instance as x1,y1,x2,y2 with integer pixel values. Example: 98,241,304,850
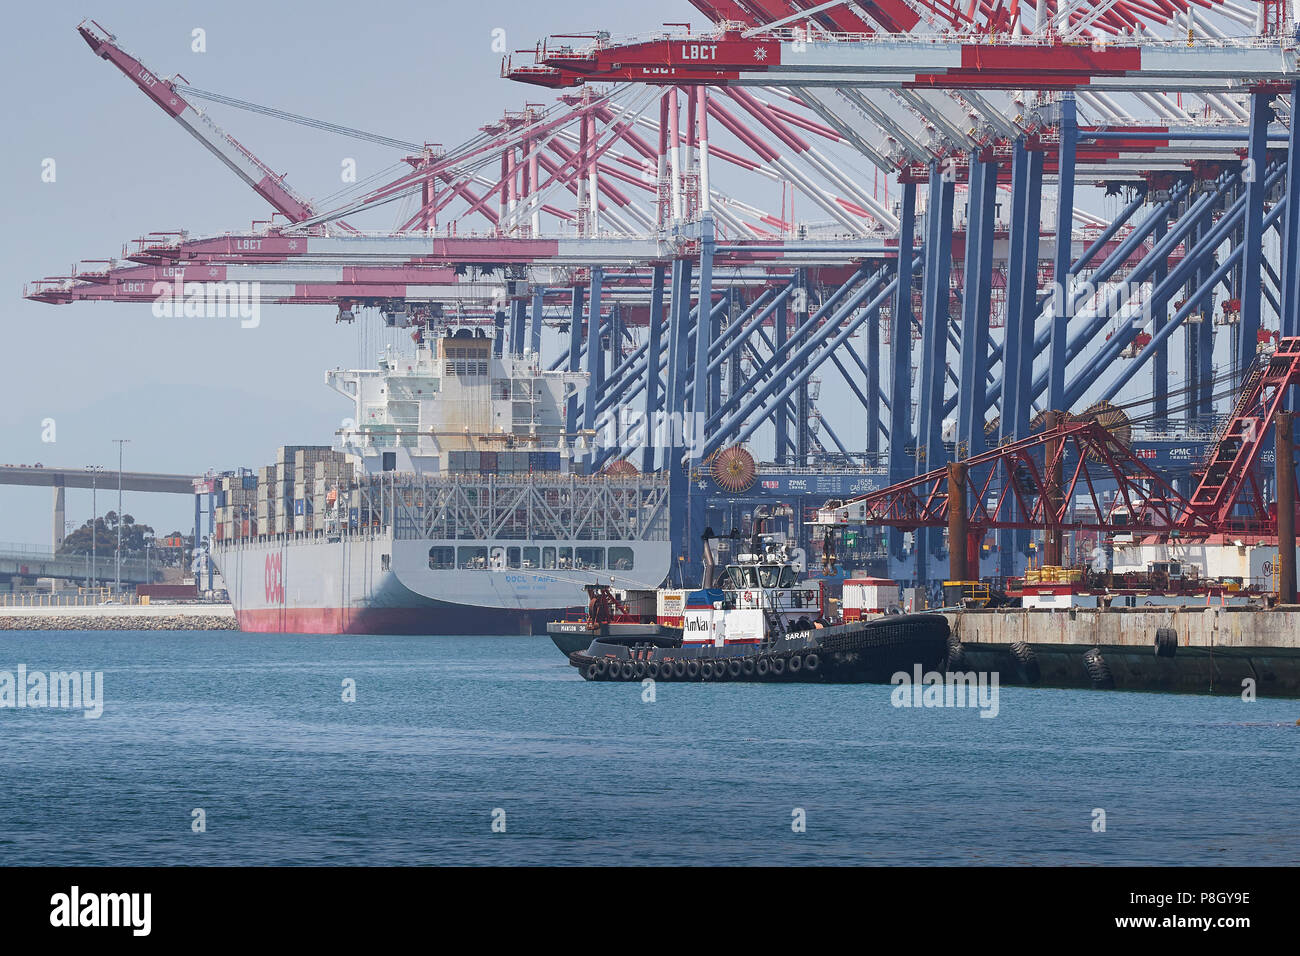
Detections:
59,515,156,557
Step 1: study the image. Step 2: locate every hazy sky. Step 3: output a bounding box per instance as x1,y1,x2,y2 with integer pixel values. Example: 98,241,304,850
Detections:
2,0,689,546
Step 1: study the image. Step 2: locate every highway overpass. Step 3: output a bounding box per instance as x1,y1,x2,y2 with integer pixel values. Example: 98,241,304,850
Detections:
0,464,199,551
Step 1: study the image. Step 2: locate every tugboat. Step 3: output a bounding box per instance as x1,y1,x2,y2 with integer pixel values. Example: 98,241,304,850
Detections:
553,521,950,683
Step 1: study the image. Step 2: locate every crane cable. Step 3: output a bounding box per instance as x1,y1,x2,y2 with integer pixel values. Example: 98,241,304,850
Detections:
176,84,423,152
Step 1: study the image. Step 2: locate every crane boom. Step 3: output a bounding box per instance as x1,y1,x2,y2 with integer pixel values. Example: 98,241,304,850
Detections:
78,20,319,225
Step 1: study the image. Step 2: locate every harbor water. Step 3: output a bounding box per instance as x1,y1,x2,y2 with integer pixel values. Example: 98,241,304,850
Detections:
0,630,1296,866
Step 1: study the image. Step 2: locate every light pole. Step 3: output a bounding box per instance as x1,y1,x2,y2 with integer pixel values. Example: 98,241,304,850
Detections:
113,439,130,595
86,464,103,590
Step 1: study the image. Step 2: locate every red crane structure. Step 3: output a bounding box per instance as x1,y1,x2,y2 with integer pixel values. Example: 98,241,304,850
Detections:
815,337,1300,556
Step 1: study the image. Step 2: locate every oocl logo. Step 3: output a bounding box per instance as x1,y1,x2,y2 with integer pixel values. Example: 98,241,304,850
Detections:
265,553,285,603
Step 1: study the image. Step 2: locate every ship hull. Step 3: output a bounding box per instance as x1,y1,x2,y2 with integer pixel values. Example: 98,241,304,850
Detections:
236,602,563,636
212,533,668,636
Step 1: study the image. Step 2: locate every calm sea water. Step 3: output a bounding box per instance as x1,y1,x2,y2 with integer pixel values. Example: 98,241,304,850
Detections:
0,630,1295,866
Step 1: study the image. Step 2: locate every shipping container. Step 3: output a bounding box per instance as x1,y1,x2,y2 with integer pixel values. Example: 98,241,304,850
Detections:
479,451,498,473
135,583,198,600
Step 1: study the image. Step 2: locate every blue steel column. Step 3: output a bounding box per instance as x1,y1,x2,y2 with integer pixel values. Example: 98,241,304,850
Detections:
1283,81,1300,339
583,266,604,436
686,217,716,578
665,255,693,581
690,220,715,437
565,285,584,437
958,153,995,460
709,289,727,419
998,140,1043,578
728,291,744,430
1000,141,1032,446
1047,93,1076,413
1151,209,1170,423
1195,206,1216,421
1016,149,1044,436
917,162,955,585
889,182,917,492
794,268,810,465
866,295,882,458
528,288,544,357
1239,92,1274,369
642,264,666,472
493,311,506,358
774,294,789,464
917,162,953,477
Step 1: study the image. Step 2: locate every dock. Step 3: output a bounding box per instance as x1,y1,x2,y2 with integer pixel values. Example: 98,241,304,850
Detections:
948,607,1300,697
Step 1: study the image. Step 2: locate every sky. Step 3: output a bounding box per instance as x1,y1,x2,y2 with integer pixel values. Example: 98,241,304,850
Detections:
1,0,681,547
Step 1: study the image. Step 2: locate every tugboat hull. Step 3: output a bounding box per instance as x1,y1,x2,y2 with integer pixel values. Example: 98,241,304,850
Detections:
565,613,950,684
548,620,681,657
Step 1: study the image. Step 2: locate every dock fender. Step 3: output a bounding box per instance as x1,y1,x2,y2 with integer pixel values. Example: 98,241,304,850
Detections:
788,654,804,674
945,634,967,672
1009,641,1041,685
1082,647,1114,689
803,653,821,674
1154,627,1178,659
742,658,757,677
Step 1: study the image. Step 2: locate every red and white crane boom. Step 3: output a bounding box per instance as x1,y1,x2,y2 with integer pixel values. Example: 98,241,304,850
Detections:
78,20,320,227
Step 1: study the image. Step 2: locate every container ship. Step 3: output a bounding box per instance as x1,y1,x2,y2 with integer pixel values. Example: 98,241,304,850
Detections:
208,327,671,634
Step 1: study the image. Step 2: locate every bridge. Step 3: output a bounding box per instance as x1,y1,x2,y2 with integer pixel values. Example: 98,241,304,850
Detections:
0,464,199,552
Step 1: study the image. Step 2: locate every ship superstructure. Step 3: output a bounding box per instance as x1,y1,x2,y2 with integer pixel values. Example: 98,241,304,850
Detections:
209,328,671,634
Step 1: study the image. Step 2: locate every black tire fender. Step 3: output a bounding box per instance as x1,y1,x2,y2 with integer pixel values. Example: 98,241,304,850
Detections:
1082,647,1114,689
1009,640,1041,684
